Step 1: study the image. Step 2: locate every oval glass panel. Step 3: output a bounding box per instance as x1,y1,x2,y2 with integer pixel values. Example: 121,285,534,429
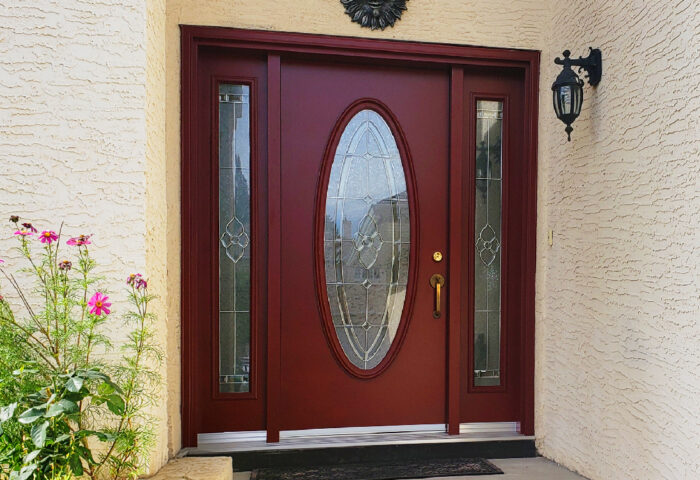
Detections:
323,109,410,371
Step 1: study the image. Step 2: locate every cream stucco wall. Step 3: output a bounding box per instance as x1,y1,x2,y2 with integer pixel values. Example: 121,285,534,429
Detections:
2,0,699,479
0,0,171,473
535,1,700,479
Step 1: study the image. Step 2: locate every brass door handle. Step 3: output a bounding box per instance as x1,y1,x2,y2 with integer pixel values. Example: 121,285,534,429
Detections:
429,274,445,319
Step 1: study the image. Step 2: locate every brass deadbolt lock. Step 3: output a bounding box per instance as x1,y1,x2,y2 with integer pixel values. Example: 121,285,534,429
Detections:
433,251,443,262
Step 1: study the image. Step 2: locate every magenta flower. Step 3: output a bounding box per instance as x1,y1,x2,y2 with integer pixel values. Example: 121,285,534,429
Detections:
14,230,33,237
136,278,148,290
88,292,111,316
126,273,143,286
22,223,37,233
66,234,92,246
39,231,58,244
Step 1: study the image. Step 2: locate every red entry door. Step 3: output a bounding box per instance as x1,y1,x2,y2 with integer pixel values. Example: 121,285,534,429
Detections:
278,59,450,430
181,29,537,446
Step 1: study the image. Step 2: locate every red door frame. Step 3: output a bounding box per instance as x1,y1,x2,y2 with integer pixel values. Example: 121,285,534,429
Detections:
181,26,539,446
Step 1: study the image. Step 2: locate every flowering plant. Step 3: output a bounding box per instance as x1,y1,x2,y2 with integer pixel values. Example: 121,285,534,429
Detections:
0,217,162,480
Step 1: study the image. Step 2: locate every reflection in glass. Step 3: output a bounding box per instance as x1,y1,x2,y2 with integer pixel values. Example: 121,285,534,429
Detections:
474,100,503,387
324,109,410,370
219,84,251,393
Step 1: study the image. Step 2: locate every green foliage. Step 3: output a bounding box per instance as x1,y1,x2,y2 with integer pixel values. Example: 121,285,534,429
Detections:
0,220,162,480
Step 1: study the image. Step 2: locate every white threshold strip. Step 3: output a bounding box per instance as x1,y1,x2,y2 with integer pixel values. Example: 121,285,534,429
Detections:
194,422,531,453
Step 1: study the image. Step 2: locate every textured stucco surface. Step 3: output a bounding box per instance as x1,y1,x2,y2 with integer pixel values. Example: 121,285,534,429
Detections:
535,1,700,479
0,0,171,474
0,0,147,279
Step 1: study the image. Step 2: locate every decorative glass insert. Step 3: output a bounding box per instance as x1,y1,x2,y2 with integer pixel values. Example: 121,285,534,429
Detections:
324,109,410,371
218,84,251,393
474,100,503,387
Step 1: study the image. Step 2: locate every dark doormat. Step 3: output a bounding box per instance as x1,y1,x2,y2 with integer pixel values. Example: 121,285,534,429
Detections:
250,457,503,479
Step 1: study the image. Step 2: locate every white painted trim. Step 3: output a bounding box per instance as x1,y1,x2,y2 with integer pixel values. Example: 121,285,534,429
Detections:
280,424,446,439
459,422,520,434
197,422,521,446
197,430,266,444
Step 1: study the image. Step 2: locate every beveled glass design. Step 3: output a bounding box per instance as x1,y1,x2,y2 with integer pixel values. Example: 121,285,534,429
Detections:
218,84,251,393
474,100,503,387
324,109,410,371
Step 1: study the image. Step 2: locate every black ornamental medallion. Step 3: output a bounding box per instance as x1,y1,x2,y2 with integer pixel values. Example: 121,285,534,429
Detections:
340,0,408,30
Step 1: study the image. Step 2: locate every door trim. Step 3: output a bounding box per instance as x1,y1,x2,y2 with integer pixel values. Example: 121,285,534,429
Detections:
181,26,539,447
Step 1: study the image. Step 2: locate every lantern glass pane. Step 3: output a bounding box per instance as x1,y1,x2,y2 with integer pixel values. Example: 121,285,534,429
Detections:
574,84,583,116
560,85,572,115
552,90,561,118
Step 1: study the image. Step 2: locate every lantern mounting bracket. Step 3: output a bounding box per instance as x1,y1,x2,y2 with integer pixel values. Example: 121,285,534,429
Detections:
554,48,602,87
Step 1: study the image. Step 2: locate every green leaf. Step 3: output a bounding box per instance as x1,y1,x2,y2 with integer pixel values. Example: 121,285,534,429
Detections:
78,369,108,381
68,453,84,476
95,431,117,442
46,399,78,418
105,394,125,416
64,376,84,393
0,402,17,422
97,381,114,396
17,406,44,424
54,433,71,443
31,421,48,448
23,450,40,463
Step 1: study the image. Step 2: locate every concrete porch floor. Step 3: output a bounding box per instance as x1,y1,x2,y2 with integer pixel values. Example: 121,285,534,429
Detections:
233,457,588,479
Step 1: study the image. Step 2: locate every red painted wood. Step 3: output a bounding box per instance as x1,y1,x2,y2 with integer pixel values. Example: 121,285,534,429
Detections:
182,26,539,69
265,54,281,443
279,58,450,430
180,25,196,447
447,66,465,435
519,58,540,436
181,27,539,444
460,68,526,423
181,48,269,447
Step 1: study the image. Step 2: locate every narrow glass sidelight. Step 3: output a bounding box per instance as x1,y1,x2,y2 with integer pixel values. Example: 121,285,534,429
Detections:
474,100,503,387
323,108,410,371
218,84,251,393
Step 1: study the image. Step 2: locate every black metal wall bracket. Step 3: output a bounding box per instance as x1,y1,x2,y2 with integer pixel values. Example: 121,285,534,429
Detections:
554,48,602,86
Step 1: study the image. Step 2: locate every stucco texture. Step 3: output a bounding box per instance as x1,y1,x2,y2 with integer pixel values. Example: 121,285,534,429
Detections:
1,0,699,479
0,0,171,473
535,1,700,479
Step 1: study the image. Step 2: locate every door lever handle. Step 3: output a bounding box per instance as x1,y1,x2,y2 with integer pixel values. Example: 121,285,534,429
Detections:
429,274,446,319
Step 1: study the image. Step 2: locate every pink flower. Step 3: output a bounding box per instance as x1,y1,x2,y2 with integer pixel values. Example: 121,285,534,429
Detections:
14,230,33,237
88,292,111,316
126,273,142,286
66,234,92,246
39,231,58,244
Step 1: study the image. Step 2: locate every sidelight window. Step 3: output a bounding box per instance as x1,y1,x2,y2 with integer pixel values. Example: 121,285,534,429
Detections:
218,84,252,393
474,100,503,387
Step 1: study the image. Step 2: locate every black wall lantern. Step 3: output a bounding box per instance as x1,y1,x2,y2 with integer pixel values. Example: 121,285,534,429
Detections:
552,48,602,140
